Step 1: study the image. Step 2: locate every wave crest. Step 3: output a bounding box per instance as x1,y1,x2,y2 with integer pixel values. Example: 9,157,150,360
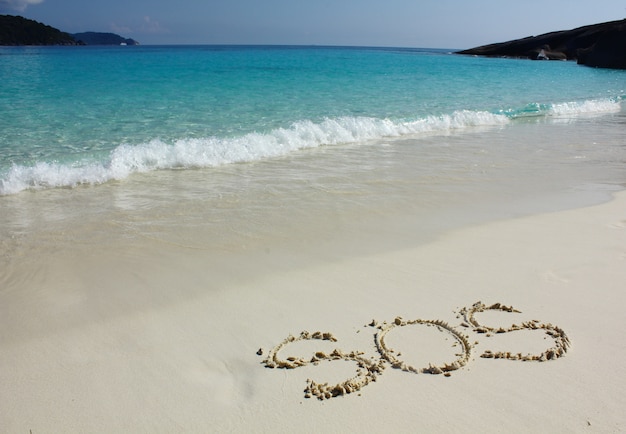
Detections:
0,98,620,195
503,98,622,118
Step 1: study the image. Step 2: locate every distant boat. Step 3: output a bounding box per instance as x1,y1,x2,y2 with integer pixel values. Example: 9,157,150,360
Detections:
120,42,127,46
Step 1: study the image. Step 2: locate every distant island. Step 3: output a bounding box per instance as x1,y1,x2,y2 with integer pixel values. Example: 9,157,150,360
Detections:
72,32,139,46
457,19,626,69
0,15,139,46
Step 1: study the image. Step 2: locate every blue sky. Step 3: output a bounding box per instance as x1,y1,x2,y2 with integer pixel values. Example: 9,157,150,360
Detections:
2,0,625,48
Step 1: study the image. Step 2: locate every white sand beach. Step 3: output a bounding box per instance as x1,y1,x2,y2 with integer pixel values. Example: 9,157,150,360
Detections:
1,189,625,433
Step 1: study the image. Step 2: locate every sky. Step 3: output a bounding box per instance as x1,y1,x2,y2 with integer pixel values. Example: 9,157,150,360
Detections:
2,0,625,49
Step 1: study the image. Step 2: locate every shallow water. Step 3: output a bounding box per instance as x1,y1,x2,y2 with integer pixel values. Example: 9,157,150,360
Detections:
1,46,625,276
1,46,624,194
1,108,625,274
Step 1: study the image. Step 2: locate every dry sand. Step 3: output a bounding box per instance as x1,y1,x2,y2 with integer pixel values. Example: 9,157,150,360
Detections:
1,191,626,433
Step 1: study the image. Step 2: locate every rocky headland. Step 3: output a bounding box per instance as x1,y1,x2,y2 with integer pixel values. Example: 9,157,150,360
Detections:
457,19,626,69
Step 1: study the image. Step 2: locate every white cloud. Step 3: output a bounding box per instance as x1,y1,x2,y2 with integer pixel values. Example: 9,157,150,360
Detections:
0,0,43,12
141,16,168,34
107,16,168,37
110,23,133,35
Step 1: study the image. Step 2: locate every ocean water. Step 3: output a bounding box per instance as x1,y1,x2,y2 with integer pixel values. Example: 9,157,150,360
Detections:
1,45,625,260
1,45,624,194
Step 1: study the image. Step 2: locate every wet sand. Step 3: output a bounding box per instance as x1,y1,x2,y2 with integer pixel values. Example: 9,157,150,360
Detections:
1,188,625,432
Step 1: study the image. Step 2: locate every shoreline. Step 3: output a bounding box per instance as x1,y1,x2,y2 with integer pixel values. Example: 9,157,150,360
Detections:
1,187,625,432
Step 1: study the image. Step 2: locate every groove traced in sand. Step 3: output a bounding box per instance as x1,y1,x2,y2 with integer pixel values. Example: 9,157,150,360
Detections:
459,302,571,361
262,330,386,400
373,317,472,375
261,301,571,400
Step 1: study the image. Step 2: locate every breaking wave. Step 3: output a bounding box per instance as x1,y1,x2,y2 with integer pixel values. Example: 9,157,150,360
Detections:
0,98,621,195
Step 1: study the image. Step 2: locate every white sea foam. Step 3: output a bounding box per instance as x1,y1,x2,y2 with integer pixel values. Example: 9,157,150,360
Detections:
0,100,619,195
0,110,510,195
547,99,622,117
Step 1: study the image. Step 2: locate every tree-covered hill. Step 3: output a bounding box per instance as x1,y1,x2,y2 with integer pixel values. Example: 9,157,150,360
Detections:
0,15,80,45
0,15,139,46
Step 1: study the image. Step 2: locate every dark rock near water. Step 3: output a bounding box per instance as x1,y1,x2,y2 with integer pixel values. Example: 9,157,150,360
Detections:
576,26,626,69
457,19,626,70
72,32,139,46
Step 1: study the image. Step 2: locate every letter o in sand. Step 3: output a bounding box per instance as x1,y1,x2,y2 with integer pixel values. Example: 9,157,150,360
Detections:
374,318,472,375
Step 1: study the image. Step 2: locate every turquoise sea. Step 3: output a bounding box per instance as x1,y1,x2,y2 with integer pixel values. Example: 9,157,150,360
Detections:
1,45,625,193
1,45,625,256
